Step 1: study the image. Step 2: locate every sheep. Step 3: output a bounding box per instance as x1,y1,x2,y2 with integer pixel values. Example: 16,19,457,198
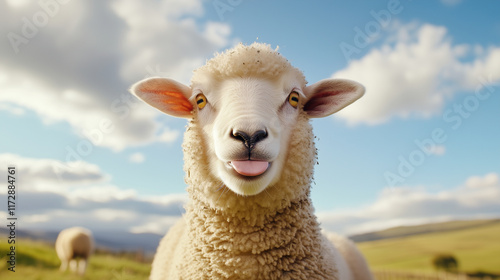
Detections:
55,226,94,275
131,42,374,280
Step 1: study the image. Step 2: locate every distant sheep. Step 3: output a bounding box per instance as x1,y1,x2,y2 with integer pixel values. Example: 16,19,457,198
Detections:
131,43,374,279
55,227,94,275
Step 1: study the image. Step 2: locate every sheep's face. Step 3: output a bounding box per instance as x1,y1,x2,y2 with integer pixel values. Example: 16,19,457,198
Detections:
192,76,304,195
131,69,364,196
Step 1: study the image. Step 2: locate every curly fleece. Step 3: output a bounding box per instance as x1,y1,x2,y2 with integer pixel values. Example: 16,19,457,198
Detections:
191,43,307,87
149,43,372,280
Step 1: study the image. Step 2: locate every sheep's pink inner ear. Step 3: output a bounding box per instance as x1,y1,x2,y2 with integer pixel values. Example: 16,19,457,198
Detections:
303,79,365,118
130,77,193,118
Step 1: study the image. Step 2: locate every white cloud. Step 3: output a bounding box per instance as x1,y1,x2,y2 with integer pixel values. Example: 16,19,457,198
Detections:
318,172,500,235
0,153,107,192
142,193,188,205
465,173,499,189
204,21,232,48
333,23,500,125
0,153,187,234
23,214,51,223
129,215,182,235
157,127,180,144
92,208,139,222
427,145,446,156
129,152,145,163
5,0,30,8
112,0,231,85
68,185,138,202
0,102,24,115
0,0,232,151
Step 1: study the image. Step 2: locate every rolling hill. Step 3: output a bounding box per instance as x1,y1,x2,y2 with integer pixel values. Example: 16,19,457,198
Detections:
350,218,500,242
356,219,500,274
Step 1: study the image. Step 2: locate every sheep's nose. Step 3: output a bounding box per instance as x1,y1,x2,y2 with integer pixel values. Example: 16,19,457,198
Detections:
231,129,268,150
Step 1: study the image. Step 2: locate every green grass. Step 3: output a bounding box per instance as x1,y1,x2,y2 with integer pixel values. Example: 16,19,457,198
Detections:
357,220,500,274
0,238,150,280
351,219,500,242
2,220,499,278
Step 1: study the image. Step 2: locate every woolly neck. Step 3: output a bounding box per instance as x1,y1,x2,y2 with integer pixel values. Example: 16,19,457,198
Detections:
180,114,337,279
183,195,334,279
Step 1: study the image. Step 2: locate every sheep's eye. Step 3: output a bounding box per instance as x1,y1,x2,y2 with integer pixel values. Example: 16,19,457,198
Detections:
288,91,299,108
196,94,207,109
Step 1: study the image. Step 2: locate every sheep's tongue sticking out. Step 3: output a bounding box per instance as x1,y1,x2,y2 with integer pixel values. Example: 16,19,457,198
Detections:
231,161,269,176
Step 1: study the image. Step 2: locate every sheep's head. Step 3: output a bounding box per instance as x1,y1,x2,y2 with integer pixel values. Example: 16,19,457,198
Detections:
131,43,364,197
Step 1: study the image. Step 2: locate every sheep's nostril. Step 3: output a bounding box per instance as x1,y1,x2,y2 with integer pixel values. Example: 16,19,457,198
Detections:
231,129,267,150
251,130,267,144
231,130,251,146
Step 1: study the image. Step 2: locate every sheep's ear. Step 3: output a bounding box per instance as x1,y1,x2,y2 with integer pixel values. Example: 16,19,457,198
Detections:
303,79,364,118
130,77,193,118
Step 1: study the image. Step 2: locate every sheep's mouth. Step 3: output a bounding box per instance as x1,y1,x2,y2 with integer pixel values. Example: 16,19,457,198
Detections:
227,160,270,177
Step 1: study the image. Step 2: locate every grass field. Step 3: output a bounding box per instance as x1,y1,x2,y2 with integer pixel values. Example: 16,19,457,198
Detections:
0,237,150,280
357,220,500,275
351,219,500,242
1,220,499,279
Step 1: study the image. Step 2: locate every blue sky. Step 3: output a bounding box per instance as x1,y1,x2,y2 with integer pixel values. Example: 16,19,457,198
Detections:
0,0,499,235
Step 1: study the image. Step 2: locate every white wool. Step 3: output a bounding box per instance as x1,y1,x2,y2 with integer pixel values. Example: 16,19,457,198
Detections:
191,43,306,88
55,227,94,275
131,42,373,280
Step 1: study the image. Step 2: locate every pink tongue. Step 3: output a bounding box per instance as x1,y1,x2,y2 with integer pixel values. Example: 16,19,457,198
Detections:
231,161,269,176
